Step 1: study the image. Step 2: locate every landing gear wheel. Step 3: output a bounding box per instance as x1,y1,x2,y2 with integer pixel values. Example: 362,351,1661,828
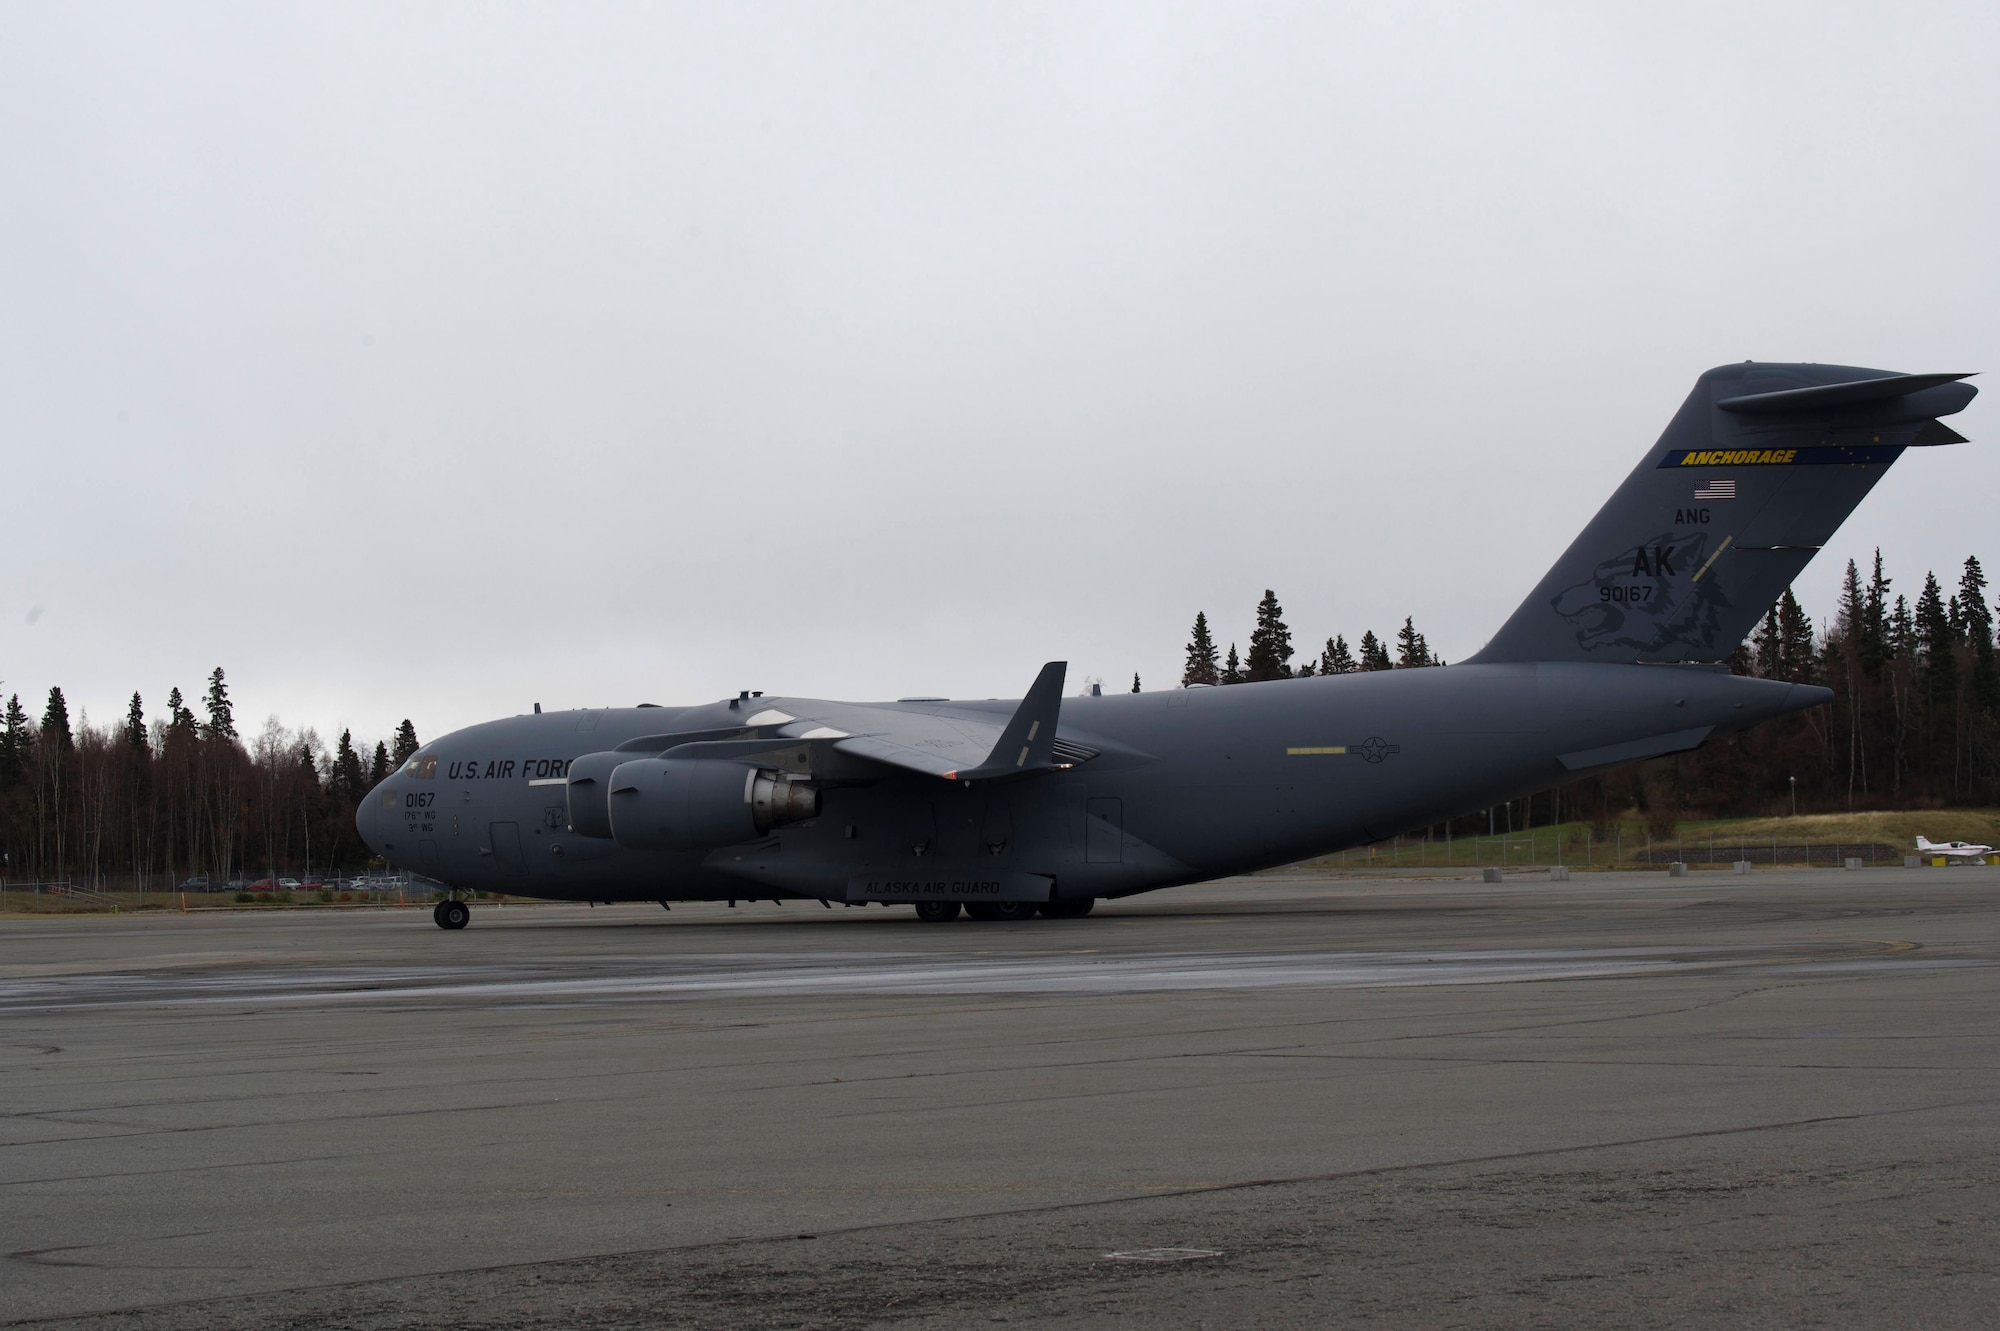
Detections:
435,899,470,930
988,901,1038,922
913,900,961,923
963,902,1000,921
1039,898,1096,918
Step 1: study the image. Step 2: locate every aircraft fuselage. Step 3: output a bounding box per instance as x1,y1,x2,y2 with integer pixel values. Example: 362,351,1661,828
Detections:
357,663,1825,905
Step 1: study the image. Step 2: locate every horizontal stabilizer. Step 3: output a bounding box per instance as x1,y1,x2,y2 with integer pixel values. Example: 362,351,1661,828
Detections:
1718,372,1974,413
1558,727,1712,772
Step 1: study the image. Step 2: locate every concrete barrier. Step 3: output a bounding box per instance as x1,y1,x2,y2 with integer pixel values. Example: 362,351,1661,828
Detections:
1905,855,1921,868
1668,862,1688,878
1734,861,1752,875
1548,867,1571,882
1482,868,1503,883
1844,857,1863,871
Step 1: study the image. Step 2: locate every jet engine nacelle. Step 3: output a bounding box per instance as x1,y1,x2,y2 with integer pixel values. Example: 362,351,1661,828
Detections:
606,757,818,851
564,750,629,839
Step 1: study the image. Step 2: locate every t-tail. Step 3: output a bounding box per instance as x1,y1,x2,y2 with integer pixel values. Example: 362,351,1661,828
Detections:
1470,363,1976,666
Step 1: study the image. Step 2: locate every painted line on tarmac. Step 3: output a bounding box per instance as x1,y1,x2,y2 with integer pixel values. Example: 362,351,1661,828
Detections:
0,945,1979,1012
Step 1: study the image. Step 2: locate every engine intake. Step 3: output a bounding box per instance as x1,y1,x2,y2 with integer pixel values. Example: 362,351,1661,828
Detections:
606,758,818,851
564,750,629,839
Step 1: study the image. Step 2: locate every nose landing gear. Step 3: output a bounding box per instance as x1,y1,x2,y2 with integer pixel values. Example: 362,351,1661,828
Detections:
433,898,470,930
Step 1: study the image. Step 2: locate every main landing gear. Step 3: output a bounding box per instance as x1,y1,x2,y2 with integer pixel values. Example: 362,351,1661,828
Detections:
1038,897,1095,918
964,901,1039,921
913,898,1095,922
433,898,470,930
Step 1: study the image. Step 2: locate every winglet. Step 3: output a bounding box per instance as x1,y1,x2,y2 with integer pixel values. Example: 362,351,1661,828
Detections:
942,661,1067,780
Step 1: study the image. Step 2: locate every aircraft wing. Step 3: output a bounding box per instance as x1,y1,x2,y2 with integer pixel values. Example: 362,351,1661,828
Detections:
748,662,1069,781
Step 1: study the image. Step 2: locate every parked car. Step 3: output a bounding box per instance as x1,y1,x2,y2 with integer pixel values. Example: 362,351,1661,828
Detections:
277,878,303,890
226,878,251,890
178,876,213,892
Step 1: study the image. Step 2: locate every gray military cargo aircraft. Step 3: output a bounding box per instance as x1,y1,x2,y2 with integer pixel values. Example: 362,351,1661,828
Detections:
357,362,1976,929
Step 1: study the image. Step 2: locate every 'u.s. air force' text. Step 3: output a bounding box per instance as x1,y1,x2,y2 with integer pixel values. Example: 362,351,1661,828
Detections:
444,758,571,781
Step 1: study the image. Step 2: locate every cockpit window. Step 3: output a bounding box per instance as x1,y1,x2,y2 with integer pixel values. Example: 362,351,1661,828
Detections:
403,754,437,780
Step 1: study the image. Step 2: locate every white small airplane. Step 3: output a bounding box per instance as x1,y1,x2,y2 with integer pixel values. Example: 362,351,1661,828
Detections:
1916,835,1995,862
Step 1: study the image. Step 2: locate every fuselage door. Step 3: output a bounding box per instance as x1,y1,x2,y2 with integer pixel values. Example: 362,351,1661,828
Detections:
489,822,524,877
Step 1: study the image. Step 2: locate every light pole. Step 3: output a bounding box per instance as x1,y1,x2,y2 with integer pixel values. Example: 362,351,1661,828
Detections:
1789,774,1797,818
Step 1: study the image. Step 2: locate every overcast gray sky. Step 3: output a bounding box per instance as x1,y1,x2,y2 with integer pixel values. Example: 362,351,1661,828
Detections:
4,2,1996,752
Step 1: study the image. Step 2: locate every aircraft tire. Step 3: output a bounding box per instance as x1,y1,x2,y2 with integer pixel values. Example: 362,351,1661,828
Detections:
962,902,1000,921
987,901,1038,922
431,901,447,928
437,899,470,931
1038,898,1096,919
913,900,961,923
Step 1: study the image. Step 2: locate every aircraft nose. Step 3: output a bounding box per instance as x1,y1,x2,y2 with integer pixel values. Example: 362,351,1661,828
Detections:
355,787,384,855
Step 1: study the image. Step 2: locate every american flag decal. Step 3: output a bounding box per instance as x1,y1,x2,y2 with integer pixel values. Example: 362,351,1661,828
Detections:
1694,478,1736,500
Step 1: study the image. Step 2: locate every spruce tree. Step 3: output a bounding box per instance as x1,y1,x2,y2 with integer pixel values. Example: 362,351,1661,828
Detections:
369,741,391,788
1957,556,1990,643
1357,631,1391,672
202,667,237,740
1394,616,1432,668
165,687,197,734
1181,612,1219,686
1753,607,1782,678
1220,644,1245,685
1295,659,1316,677
1914,570,1957,697
1862,550,1891,678
1776,589,1815,683
41,687,74,751
295,738,322,789
124,693,147,751
1245,590,1294,681
333,729,366,801
1835,559,1864,646
1959,555,1998,713
0,694,29,786
1320,635,1356,674
1130,673,1141,694
392,720,421,765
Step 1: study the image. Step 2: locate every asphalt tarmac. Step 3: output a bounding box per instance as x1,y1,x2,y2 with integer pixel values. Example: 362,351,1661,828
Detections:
4,865,1998,1328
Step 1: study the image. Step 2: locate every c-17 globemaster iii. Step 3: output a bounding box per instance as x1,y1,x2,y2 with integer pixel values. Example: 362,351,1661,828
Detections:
358,362,1977,929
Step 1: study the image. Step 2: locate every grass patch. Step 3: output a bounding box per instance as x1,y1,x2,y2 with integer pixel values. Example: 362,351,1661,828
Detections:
1303,809,2000,870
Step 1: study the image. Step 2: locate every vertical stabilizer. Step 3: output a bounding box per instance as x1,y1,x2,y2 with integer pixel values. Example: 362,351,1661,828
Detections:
1470,363,1975,665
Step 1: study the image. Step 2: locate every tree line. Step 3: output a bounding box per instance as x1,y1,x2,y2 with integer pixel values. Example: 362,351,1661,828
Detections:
1178,589,1438,687
1691,551,1999,817
0,668,420,888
